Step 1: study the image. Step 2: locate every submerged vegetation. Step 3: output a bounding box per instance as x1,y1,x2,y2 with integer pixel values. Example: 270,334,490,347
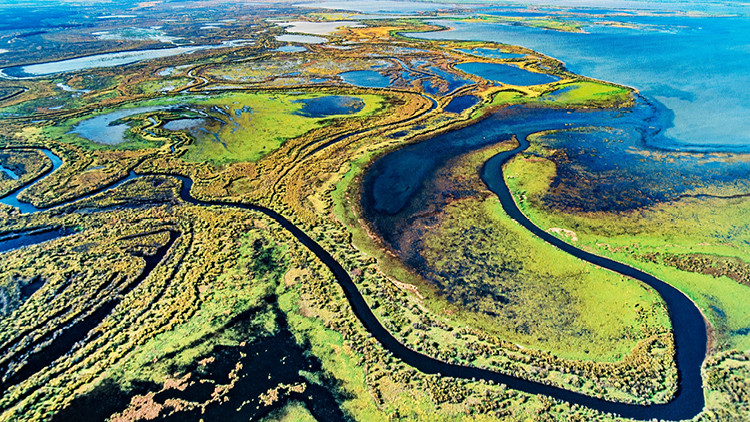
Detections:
0,2,748,421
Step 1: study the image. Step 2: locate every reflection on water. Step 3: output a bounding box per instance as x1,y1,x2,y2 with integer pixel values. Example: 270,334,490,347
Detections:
0,40,254,78
293,96,365,118
70,106,177,145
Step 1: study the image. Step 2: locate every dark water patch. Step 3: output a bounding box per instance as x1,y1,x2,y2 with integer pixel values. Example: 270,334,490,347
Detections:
535,125,750,213
136,309,346,421
50,379,159,422
0,227,75,254
456,62,559,85
18,276,44,299
445,95,480,114
294,95,365,118
339,70,390,88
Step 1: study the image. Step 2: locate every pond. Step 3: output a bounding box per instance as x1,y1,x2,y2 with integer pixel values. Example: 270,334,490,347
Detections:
71,105,177,145
456,62,559,86
444,95,480,114
338,70,391,88
294,96,365,118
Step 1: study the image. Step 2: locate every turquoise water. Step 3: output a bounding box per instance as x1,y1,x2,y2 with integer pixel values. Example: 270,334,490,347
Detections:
413,14,750,151
456,62,559,86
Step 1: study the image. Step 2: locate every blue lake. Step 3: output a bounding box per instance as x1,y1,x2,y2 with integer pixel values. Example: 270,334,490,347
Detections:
0,40,253,78
339,70,391,88
294,96,365,118
456,62,559,86
445,95,480,114
413,14,750,151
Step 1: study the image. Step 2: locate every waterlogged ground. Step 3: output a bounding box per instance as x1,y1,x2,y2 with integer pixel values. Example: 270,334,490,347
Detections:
0,1,748,421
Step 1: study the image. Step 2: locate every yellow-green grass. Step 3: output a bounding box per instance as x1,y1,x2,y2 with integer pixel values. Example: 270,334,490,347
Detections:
44,91,385,163
542,81,632,106
417,145,671,361
181,92,384,165
504,151,750,351
333,143,670,362
489,81,631,109
112,226,286,384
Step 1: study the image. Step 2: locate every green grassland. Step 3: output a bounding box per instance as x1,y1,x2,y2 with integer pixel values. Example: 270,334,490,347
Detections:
416,144,673,361
2,14,749,421
503,144,750,352
43,91,385,164
489,81,633,109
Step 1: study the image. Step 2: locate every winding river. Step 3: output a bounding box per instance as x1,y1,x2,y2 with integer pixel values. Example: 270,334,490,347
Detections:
0,134,706,420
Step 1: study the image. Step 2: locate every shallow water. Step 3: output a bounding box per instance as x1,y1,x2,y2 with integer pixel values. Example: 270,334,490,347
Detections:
273,45,306,53
456,62,559,86
413,14,750,150
71,106,176,145
456,48,525,59
339,70,391,88
294,96,365,118
0,40,253,78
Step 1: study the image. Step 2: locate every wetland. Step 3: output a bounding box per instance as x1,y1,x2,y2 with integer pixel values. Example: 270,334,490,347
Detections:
0,1,748,421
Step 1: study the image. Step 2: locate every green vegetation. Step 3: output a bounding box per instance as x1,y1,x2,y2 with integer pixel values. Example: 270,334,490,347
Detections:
503,139,750,352
541,81,633,107
450,15,584,33
1,10,748,422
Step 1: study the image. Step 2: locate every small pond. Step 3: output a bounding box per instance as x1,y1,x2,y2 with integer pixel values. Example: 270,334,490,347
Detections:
339,70,391,88
294,96,365,118
456,62,559,86
444,95,480,114
71,105,177,145
273,45,307,53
